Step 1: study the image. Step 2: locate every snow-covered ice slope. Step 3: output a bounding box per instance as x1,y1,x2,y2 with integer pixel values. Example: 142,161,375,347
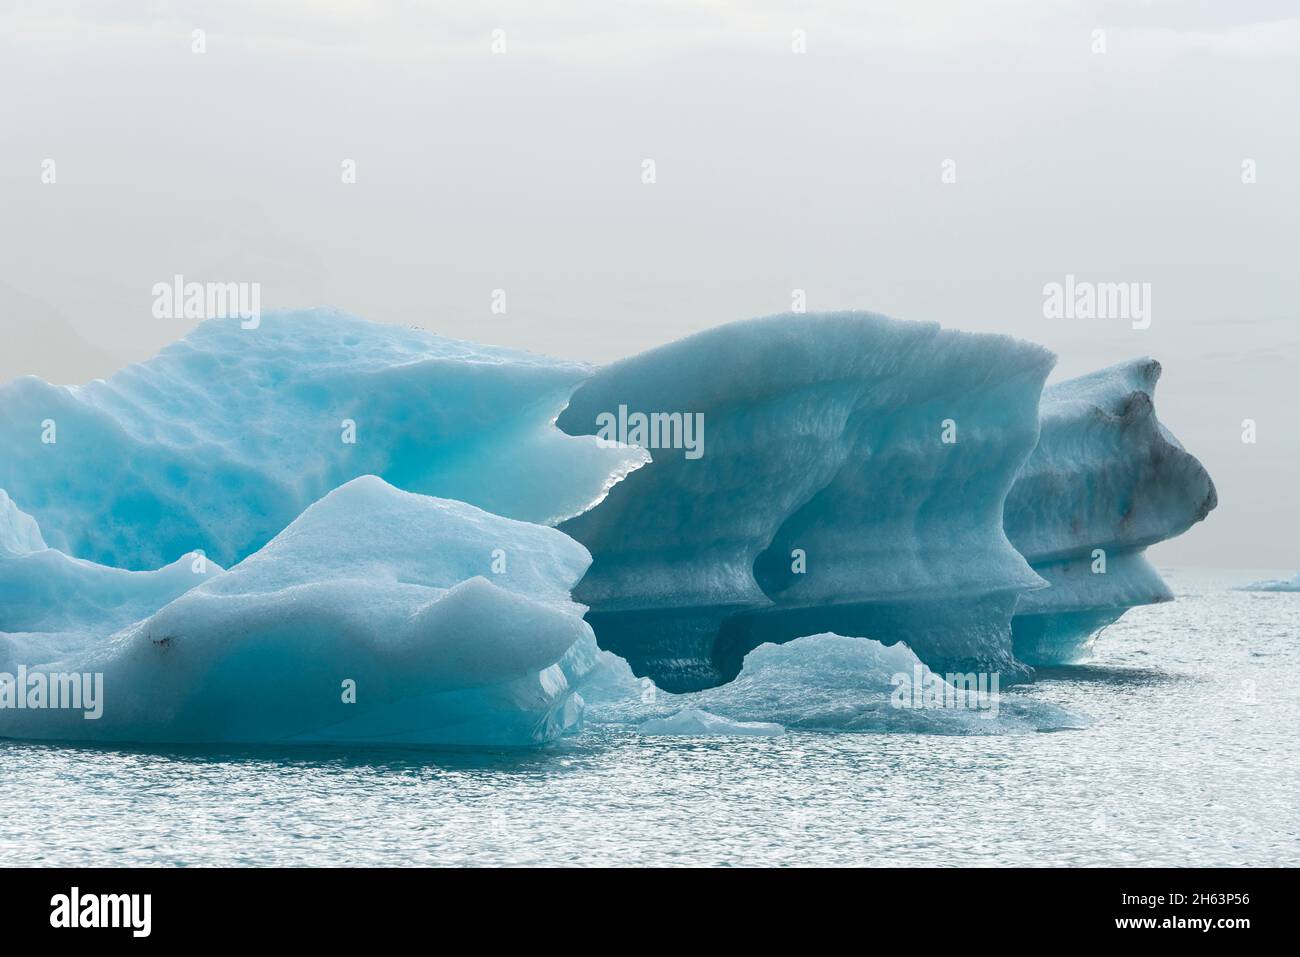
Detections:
558,312,1055,691
1004,359,1217,663
0,309,644,570
0,476,600,746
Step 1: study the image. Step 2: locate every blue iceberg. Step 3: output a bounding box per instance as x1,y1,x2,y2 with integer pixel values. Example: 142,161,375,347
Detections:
558,312,1054,690
0,308,1216,745
1004,359,1217,663
582,633,1084,734
1,476,599,745
1,487,226,670
560,320,1215,688
0,309,643,570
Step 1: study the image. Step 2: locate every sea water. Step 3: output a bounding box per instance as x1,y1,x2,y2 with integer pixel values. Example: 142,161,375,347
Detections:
1,570,1295,867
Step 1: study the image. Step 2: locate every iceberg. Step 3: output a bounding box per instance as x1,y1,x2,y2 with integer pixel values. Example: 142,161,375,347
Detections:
1004,359,1217,663
638,708,785,737
1,488,223,671
0,309,643,571
558,312,1054,691
585,634,1083,734
1238,572,1300,592
561,326,1216,687
0,476,599,746
0,488,44,556
1,308,1218,746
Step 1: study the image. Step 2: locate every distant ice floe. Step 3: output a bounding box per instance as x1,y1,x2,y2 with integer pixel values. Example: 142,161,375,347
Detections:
1238,572,1300,592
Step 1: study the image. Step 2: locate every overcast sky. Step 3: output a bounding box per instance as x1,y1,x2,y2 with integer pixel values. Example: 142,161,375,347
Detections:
2,0,1297,567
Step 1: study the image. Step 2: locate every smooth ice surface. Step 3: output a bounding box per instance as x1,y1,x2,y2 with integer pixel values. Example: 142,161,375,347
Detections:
584,634,1082,734
0,309,644,570
0,476,600,746
638,708,785,737
559,312,1054,690
1005,359,1216,663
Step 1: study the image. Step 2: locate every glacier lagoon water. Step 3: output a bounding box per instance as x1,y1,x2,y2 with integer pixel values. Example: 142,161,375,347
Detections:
1,569,1294,867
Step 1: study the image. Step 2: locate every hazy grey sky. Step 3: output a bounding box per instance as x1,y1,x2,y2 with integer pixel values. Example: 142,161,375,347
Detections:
2,0,1297,567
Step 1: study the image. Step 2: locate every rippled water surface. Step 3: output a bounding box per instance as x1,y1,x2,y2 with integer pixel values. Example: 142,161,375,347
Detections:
2,569,1296,866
